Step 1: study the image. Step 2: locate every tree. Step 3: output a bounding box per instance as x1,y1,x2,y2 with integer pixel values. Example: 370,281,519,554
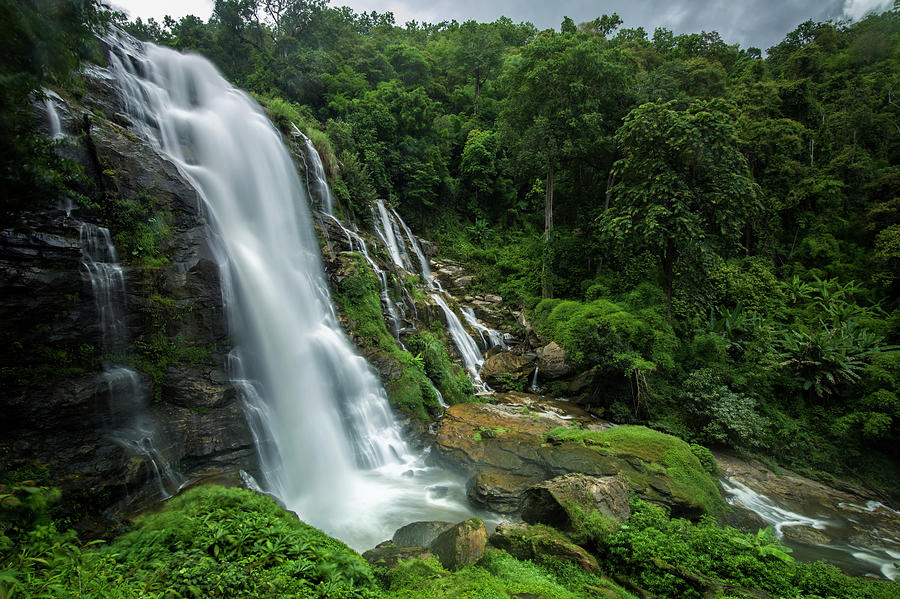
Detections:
500,33,630,296
453,20,503,116
600,99,761,313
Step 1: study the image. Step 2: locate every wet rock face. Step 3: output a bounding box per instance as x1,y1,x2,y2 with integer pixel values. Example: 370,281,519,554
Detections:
0,76,257,527
467,470,537,514
392,521,456,548
480,352,535,390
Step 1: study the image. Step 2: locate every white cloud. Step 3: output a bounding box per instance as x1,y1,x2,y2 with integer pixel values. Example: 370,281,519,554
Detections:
842,0,893,20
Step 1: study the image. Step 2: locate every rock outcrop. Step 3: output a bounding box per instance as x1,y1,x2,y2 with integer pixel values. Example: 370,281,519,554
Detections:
489,522,601,574
0,65,256,529
479,352,535,390
429,518,488,570
521,474,631,529
434,402,721,518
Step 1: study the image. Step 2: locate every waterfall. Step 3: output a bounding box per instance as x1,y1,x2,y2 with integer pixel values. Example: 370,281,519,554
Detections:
80,223,181,497
42,89,65,140
322,212,404,341
431,293,490,393
390,206,437,289
531,367,540,392
374,200,413,270
293,127,334,215
102,32,475,548
461,306,507,351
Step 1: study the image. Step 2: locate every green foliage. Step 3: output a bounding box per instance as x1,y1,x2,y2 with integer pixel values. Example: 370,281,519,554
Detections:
333,256,441,418
682,369,768,449
596,498,896,599
405,330,475,405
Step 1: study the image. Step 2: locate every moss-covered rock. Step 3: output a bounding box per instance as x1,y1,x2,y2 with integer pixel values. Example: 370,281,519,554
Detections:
434,403,724,517
330,253,440,419
489,522,601,574
521,474,630,533
429,518,487,570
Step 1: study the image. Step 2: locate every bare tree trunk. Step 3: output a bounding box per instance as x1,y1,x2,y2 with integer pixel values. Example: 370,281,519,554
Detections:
542,166,554,298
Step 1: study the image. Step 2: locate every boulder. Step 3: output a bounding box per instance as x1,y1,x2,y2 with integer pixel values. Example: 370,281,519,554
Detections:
489,522,600,574
393,521,455,548
536,342,574,380
521,474,631,530
781,525,831,546
467,470,539,513
452,275,474,289
362,545,434,568
429,518,488,570
434,403,719,518
480,352,535,389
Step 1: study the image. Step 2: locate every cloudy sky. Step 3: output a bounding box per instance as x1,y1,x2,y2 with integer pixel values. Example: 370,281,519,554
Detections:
109,0,893,50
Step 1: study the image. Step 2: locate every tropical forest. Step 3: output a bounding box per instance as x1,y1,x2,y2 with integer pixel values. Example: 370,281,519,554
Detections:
1,0,899,597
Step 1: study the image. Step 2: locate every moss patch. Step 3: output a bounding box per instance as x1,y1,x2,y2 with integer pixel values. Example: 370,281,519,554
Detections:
549,425,725,515
406,329,475,405
333,254,439,419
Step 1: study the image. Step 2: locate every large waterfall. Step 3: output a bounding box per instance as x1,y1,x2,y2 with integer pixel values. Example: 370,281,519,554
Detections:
102,34,474,549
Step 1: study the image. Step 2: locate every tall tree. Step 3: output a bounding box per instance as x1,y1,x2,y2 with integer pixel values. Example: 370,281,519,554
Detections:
600,99,761,313
453,20,503,116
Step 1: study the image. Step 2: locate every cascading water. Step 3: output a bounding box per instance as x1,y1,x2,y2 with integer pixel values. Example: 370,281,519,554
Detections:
431,294,490,393
375,200,413,270
80,223,181,497
292,125,335,215
42,89,65,140
102,32,476,548
461,306,508,351
721,477,900,580
531,367,540,392
391,206,438,289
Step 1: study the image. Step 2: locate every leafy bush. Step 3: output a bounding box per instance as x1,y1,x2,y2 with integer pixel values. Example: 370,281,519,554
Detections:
682,369,768,449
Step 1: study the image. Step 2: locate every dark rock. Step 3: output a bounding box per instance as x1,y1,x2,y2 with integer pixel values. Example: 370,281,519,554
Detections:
480,352,535,389
467,470,538,513
536,342,574,380
489,522,600,574
362,545,434,568
521,474,631,529
393,521,455,548
429,518,488,570
782,525,831,546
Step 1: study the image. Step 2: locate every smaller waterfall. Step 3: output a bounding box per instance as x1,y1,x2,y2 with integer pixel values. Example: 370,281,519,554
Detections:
461,306,507,351
375,200,413,270
531,367,540,392
429,379,449,408
722,478,828,537
431,293,490,393
323,212,404,340
293,126,334,215
391,206,437,289
41,89,66,140
80,223,181,497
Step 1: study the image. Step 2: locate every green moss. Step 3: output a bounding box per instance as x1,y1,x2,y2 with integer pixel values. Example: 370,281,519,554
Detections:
405,330,475,405
383,550,636,598
333,255,440,419
102,192,172,268
549,425,725,515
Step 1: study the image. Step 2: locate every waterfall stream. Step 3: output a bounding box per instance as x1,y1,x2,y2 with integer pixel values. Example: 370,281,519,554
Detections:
103,32,476,549
431,293,490,393
80,223,182,497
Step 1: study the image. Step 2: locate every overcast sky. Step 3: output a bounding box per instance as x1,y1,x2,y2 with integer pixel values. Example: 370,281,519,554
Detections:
109,0,893,50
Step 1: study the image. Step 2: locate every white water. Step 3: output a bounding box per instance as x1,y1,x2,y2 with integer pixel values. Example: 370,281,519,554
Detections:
42,89,66,140
294,127,334,215
531,367,540,392
391,206,436,288
80,223,181,497
103,33,476,549
375,200,413,271
722,477,899,580
461,306,507,351
431,293,490,393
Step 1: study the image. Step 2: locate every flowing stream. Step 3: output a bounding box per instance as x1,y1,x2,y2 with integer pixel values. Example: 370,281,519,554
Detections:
721,477,900,580
102,33,476,549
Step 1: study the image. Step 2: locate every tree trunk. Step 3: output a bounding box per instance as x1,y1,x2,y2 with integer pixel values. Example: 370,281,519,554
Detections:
662,237,675,318
542,166,554,298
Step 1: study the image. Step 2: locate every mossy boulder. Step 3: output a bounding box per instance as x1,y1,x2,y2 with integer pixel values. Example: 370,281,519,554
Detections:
434,403,724,517
489,522,601,574
521,474,630,531
392,520,455,547
429,517,487,570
